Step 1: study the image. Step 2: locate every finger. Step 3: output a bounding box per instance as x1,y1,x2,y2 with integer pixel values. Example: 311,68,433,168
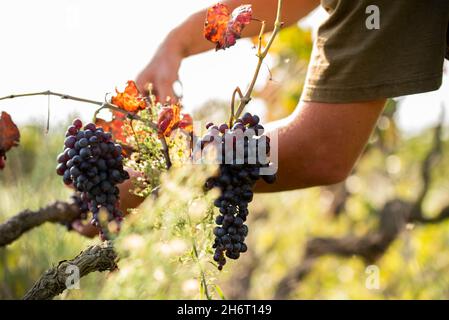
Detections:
71,220,99,238
156,80,178,104
135,78,150,97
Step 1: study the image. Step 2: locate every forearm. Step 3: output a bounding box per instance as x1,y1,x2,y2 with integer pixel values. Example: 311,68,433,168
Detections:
170,0,320,58
255,100,386,193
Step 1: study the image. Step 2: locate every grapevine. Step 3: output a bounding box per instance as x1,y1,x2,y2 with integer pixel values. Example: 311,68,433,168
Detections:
0,0,284,299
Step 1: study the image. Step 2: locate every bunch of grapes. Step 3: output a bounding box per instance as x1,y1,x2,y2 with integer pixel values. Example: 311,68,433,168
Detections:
60,192,89,231
56,119,129,238
202,112,276,270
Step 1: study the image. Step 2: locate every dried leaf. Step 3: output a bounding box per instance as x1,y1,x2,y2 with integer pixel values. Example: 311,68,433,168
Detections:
158,104,181,137
111,80,147,112
0,111,20,170
95,117,126,144
157,104,192,137
178,114,193,133
95,111,133,156
204,3,252,50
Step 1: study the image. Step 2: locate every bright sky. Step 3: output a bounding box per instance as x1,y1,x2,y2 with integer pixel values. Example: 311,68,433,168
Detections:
1,1,448,134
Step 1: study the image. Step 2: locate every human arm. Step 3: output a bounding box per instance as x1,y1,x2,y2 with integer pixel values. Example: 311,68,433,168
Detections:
135,0,320,98
255,99,386,192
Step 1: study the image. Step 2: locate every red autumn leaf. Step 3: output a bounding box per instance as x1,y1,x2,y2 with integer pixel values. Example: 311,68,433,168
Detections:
178,114,193,133
111,80,147,112
204,3,252,50
95,111,133,155
0,111,20,170
95,112,142,158
95,117,126,145
158,104,181,137
157,104,193,137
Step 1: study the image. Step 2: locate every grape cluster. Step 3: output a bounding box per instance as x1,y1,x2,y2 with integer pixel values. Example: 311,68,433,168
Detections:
202,112,276,270
60,192,89,231
56,119,129,238
71,192,89,220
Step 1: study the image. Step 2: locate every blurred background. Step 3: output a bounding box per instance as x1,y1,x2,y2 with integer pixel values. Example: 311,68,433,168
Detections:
1,0,449,299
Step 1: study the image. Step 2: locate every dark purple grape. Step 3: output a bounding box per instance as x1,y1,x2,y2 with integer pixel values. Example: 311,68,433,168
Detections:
107,159,116,167
79,138,89,148
96,194,107,204
66,159,74,168
63,170,72,185
219,123,229,134
242,112,252,125
84,130,94,139
214,227,226,237
64,136,76,148
68,149,77,159
57,152,67,164
84,123,96,131
89,136,99,144
79,147,91,159
73,119,82,129
72,155,82,165
67,125,78,136
110,169,121,181
56,163,66,176
251,115,260,125
231,123,244,131
70,166,81,178
76,131,85,140
103,132,112,141
100,180,112,192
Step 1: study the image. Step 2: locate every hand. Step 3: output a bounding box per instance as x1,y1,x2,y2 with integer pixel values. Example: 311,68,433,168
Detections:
71,220,99,238
136,32,184,101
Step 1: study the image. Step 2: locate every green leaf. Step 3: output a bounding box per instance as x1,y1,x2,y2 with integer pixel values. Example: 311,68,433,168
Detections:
214,285,226,300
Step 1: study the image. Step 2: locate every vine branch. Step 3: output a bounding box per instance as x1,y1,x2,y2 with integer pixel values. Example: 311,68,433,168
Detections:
0,201,80,247
0,89,174,170
229,87,243,127
23,241,117,300
160,135,172,170
232,0,283,123
0,90,158,131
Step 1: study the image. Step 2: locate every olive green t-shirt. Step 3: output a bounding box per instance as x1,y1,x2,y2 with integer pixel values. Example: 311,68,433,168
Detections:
301,0,449,103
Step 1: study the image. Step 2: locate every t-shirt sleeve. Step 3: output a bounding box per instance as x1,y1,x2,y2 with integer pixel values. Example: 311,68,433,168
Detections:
301,0,449,103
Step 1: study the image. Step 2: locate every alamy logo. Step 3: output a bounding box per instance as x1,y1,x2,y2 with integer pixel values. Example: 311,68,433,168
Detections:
365,5,380,30
65,264,80,290
365,265,380,290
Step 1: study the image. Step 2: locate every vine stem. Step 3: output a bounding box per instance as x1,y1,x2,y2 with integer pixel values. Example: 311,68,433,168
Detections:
0,89,174,168
0,90,158,131
0,90,104,105
229,87,243,127
232,0,283,122
160,136,172,170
